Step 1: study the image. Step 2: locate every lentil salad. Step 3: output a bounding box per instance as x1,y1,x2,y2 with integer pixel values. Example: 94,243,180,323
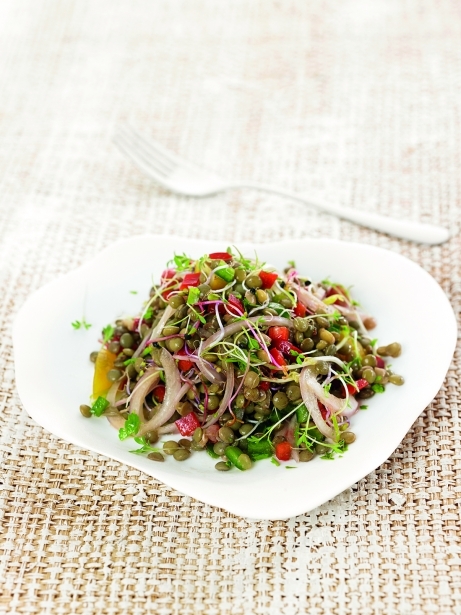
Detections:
80,248,404,471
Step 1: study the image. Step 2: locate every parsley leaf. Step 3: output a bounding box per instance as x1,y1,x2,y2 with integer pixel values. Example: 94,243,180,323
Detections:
187,287,201,305
102,324,115,342
119,413,141,441
129,436,162,455
143,307,153,320
72,319,92,330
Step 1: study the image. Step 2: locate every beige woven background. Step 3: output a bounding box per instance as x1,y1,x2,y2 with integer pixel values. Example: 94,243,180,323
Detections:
1,0,461,613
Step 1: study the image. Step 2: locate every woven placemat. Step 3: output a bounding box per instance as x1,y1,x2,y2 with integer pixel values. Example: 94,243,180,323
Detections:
1,1,461,613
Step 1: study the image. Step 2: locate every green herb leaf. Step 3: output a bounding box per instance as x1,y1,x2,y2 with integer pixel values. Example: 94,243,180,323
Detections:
102,324,115,342
90,396,109,417
360,405,368,410
372,383,385,393
129,435,162,455
287,260,296,268
170,253,193,272
285,466,297,469
72,319,92,330
130,290,138,295
187,287,201,305
144,307,153,320
271,457,281,466
119,413,141,441
248,338,260,350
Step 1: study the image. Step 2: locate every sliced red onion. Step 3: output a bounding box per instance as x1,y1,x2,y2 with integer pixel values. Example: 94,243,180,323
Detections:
158,423,179,435
138,350,187,435
133,327,152,359
299,368,337,441
294,285,336,315
203,363,235,428
129,368,161,418
201,315,292,354
106,378,126,406
148,305,176,343
196,356,225,384
340,395,359,418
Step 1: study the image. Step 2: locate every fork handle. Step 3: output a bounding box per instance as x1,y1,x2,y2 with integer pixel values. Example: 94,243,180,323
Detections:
235,182,450,245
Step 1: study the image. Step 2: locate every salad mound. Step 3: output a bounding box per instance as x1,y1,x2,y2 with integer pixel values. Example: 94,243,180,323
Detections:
80,248,404,471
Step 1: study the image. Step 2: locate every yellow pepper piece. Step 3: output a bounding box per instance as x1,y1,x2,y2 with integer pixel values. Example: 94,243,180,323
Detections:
92,347,117,398
209,274,227,290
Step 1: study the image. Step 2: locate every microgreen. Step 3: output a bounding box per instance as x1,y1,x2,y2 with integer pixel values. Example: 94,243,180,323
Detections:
119,413,141,441
129,436,162,455
102,324,115,342
169,253,193,271
187,287,201,305
271,457,281,467
72,319,92,330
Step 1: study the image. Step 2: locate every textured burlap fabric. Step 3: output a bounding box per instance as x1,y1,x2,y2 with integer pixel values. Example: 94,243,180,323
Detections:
1,1,461,613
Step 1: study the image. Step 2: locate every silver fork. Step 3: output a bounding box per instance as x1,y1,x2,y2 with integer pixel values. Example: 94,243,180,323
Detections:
113,125,450,245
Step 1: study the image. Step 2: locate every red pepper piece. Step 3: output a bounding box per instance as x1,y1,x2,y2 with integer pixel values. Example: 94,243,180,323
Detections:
293,301,307,317
152,385,166,402
161,269,176,282
275,441,292,461
209,252,232,261
179,272,201,290
355,378,369,391
259,381,270,391
347,379,369,395
175,411,201,436
176,348,194,371
274,339,302,356
259,271,278,289
318,402,328,420
375,356,385,369
268,326,290,342
270,348,286,367
227,294,244,316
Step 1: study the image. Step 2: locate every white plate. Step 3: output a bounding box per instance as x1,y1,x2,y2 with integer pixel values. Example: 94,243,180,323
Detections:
13,236,457,520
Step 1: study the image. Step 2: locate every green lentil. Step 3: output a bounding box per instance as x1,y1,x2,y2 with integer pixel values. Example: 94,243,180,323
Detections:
79,404,92,418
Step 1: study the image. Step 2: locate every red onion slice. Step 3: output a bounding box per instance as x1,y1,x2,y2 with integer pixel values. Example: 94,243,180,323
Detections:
106,414,127,430
201,315,292,354
128,368,161,419
299,368,337,441
138,349,186,435
203,362,235,428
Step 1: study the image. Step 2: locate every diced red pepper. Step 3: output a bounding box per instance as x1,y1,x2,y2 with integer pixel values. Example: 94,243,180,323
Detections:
293,301,307,317
227,294,244,316
161,269,176,282
176,348,194,371
274,339,302,356
179,272,201,290
175,411,201,436
209,252,232,261
318,401,328,420
259,271,278,289
375,356,385,368
268,326,290,342
355,378,369,391
152,385,166,402
270,348,286,367
275,441,292,461
259,381,270,391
